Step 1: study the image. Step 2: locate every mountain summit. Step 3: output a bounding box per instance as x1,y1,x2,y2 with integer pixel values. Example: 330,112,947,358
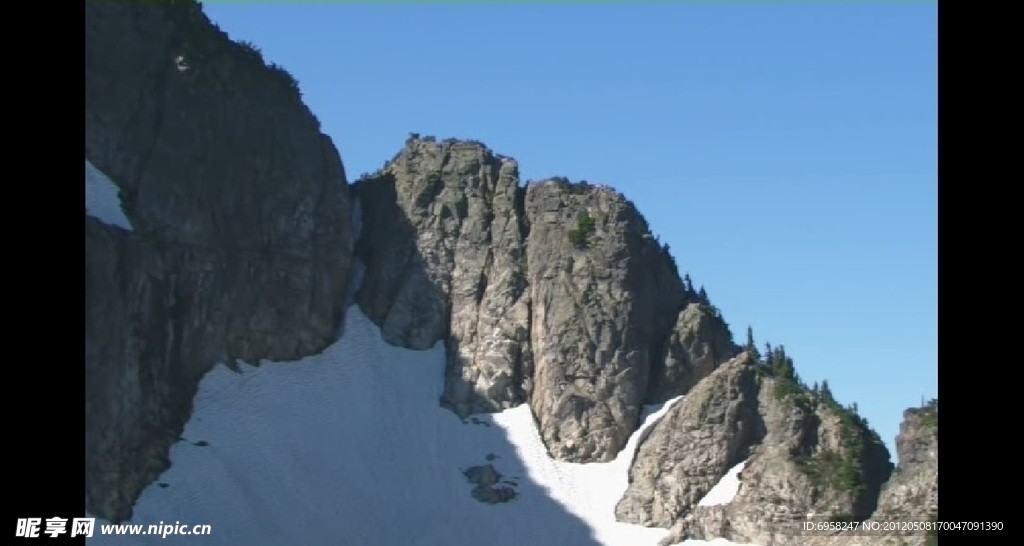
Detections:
85,2,937,545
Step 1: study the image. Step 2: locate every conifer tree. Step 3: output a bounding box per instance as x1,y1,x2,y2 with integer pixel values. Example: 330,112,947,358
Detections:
821,380,834,403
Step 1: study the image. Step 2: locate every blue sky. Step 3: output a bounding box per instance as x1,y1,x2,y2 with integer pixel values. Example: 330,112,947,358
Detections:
204,2,937,457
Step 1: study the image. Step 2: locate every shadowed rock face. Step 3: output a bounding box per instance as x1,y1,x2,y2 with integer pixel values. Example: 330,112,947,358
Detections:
845,403,937,546
85,1,353,521
778,403,938,546
86,4,907,534
353,137,531,416
648,302,740,404
354,140,739,463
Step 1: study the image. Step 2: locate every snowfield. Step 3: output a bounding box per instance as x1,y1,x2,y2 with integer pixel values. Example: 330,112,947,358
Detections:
85,159,133,230
89,306,757,546
698,460,748,507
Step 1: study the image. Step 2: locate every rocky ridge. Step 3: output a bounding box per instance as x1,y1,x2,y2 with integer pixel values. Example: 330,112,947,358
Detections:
625,353,936,546
797,401,938,546
85,0,738,519
86,1,353,521
85,2,933,539
353,136,740,463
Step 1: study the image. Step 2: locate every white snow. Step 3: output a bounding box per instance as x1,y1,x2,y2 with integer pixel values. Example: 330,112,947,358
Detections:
697,460,747,507
89,306,759,546
85,159,133,231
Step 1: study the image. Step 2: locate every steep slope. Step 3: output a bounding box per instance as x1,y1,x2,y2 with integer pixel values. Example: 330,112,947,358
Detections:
85,1,353,521
353,137,739,463
84,3,914,539
801,402,938,546
87,306,758,546
619,354,894,546
523,179,699,462
353,136,531,415
873,401,938,523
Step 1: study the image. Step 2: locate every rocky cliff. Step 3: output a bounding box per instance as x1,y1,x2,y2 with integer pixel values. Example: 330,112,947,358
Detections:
767,401,938,546
619,353,895,546
353,137,740,462
85,1,354,521
874,401,938,523
85,2,921,536
810,401,938,546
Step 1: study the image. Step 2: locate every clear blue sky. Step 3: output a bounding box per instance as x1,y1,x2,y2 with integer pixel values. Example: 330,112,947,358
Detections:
204,2,937,459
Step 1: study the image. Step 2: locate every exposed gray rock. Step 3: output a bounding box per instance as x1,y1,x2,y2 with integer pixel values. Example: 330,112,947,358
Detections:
85,2,917,533
522,179,689,462
775,403,938,546
892,402,938,474
648,302,739,403
471,485,518,504
85,1,352,522
623,355,893,546
464,464,502,487
463,463,518,504
354,145,735,462
845,402,937,546
615,353,764,527
869,402,937,525
354,137,531,415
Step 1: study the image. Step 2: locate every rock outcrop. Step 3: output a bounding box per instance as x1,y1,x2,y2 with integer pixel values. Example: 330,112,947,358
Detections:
353,137,531,415
522,179,691,461
354,139,738,462
647,302,739,403
85,1,353,521
776,402,938,546
874,401,937,522
817,401,938,546
619,354,894,546
85,3,906,533
615,353,764,527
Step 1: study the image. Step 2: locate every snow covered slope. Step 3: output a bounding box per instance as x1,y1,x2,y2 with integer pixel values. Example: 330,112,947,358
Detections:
698,460,748,507
89,306,757,546
85,159,132,230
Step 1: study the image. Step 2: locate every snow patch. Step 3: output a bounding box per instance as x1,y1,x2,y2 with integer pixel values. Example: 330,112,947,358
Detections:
698,460,748,507
85,159,133,231
89,307,758,546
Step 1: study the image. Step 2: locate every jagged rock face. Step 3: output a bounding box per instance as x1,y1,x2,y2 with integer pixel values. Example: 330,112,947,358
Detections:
523,180,687,462
868,404,937,532
623,357,893,546
85,1,352,521
616,354,764,527
788,404,938,546
677,380,892,546
354,141,729,459
647,302,739,403
354,137,531,414
893,403,938,473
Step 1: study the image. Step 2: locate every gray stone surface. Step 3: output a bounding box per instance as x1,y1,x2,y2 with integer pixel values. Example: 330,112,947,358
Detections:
354,141,733,463
621,354,894,546
615,353,764,527
85,1,352,522
353,137,531,415
521,180,689,462
86,5,919,534
648,302,739,403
